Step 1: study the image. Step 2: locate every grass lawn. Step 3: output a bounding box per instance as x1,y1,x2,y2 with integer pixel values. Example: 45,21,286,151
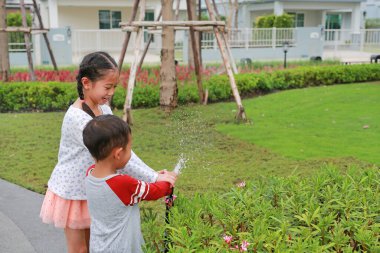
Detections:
0,82,377,196
217,82,380,165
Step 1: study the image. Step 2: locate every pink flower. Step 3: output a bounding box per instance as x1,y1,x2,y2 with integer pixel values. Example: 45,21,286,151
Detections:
236,181,246,188
223,235,233,244
240,240,250,252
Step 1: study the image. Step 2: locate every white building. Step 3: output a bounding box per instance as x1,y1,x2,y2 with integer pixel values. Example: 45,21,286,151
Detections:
37,0,185,29
37,0,366,32
6,0,378,65
212,0,365,33
364,0,380,19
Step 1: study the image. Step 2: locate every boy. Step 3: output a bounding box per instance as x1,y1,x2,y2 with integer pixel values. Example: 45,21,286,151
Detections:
83,115,176,253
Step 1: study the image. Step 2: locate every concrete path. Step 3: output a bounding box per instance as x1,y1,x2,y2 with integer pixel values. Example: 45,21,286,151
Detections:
323,49,374,63
0,178,66,253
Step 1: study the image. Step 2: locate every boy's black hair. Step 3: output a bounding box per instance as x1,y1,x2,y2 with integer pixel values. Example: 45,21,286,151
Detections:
76,51,118,118
83,115,131,161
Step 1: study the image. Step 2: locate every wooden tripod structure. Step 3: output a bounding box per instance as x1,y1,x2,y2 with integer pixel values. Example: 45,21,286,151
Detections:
118,0,247,124
0,0,57,81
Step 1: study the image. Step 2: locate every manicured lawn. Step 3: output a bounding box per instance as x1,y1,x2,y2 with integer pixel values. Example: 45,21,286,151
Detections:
217,82,380,165
0,83,376,196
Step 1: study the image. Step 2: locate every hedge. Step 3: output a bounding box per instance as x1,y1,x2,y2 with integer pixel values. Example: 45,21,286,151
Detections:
1,64,380,112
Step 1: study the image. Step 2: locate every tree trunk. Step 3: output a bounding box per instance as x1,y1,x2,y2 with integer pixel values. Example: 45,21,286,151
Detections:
0,0,10,82
160,0,178,112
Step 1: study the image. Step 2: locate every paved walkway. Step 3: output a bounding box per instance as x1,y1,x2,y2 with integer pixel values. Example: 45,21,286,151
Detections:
0,178,66,253
323,49,374,63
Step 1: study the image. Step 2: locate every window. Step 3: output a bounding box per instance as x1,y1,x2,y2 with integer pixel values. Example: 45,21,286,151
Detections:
325,14,342,29
144,11,155,42
99,10,122,29
289,12,304,27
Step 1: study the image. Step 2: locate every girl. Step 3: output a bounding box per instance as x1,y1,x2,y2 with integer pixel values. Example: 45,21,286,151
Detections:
40,51,176,253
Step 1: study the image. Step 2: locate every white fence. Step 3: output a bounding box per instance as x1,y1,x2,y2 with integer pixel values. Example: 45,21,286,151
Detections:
68,28,380,63
8,32,33,52
201,28,296,49
324,29,380,50
71,29,162,63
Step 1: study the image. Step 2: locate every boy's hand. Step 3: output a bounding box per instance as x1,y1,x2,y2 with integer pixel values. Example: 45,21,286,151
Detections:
157,170,177,187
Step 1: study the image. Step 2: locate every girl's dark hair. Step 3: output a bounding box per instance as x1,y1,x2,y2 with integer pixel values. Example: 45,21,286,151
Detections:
83,115,132,161
76,51,118,118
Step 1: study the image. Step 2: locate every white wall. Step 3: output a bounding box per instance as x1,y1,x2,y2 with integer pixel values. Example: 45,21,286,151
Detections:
244,1,363,29
59,6,135,29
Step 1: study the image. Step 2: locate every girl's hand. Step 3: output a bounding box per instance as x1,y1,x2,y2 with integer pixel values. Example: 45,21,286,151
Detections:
156,170,177,187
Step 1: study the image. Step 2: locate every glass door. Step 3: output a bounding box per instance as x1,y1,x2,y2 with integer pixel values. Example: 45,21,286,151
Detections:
325,14,342,41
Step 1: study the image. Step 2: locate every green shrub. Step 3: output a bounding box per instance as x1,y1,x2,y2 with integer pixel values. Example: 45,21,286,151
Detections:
7,12,33,51
204,75,231,102
7,12,32,27
0,82,75,112
365,18,380,29
273,13,294,28
142,166,380,252
263,14,276,28
178,84,199,104
256,13,294,28
2,64,380,112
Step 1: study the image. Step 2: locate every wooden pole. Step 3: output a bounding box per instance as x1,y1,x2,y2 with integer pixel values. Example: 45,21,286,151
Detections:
211,0,238,74
0,0,10,82
122,0,145,124
118,0,140,72
198,0,203,67
32,0,58,71
174,0,180,21
20,0,36,81
137,9,162,70
222,31,238,74
186,0,204,103
187,0,196,68
205,0,246,121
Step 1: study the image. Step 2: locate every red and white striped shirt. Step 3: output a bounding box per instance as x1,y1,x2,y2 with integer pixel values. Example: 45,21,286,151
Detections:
85,165,171,252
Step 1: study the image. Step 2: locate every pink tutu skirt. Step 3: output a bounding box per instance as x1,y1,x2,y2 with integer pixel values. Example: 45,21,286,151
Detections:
40,189,91,229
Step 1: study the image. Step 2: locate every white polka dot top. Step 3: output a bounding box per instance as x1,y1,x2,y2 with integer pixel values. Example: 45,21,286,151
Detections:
47,104,158,200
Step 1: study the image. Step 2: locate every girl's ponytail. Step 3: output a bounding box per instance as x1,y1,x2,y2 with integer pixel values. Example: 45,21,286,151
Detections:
82,103,96,118
75,52,118,118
